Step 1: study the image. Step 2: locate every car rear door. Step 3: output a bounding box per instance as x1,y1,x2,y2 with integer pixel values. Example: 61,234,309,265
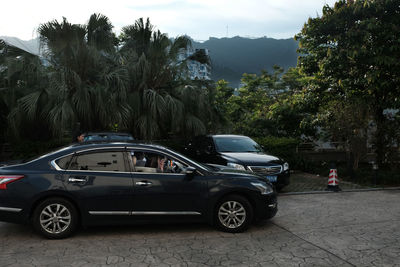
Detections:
62,149,134,217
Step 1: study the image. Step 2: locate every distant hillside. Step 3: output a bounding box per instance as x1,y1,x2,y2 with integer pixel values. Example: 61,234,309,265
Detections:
1,35,299,88
193,36,298,87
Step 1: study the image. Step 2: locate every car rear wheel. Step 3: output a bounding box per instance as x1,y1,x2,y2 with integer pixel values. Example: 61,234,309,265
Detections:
215,195,253,233
33,197,78,239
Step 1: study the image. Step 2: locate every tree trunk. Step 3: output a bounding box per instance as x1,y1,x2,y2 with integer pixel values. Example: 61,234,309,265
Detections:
374,106,386,167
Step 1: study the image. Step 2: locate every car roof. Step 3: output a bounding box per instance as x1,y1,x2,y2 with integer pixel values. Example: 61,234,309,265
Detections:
70,142,165,151
85,132,132,136
207,134,250,139
31,142,169,162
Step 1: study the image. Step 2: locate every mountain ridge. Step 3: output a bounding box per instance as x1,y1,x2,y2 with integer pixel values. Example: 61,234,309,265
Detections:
1,35,299,87
193,36,299,87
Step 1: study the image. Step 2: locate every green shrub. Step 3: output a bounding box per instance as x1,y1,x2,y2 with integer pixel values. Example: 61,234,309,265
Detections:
253,136,300,167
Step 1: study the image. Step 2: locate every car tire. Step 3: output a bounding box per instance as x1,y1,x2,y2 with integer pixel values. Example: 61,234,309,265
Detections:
32,197,78,239
215,194,253,233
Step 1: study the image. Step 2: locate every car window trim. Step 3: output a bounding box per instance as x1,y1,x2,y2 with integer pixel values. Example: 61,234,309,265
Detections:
126,147,205,176
70,149,129,173
126,148,190,175
51,147,129,172
51,146,206,176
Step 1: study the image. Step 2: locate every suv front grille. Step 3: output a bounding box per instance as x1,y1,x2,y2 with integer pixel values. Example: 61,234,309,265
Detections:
248,165,282,175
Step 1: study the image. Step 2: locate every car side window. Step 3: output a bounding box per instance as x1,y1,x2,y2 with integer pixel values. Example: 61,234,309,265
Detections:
68,151,127,172
55,155,73,170
129,150,187,174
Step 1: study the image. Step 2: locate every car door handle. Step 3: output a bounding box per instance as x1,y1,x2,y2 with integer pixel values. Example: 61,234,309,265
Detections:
68,177,87,183
135,181,152,186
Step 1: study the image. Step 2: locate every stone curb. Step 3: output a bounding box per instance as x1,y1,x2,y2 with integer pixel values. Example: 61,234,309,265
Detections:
279,187,400,196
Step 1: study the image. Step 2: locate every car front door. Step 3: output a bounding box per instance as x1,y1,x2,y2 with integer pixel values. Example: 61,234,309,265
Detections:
62,149,134,217
128,149,207,216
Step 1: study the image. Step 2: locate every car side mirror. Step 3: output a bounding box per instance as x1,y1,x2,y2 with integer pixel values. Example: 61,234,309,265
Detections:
186,166,196,175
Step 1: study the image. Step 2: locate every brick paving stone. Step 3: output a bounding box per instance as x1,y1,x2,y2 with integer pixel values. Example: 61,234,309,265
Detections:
1,191,399,266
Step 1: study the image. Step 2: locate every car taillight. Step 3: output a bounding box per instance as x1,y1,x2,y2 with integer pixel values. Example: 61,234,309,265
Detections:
0,175,24,189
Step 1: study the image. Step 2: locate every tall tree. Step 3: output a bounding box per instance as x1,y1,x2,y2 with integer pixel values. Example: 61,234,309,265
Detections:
1,39,49,141
12,14,129,136
296,0,400,166
120,18,215,140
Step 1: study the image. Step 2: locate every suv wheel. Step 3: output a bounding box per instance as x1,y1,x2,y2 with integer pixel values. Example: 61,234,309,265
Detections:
33,197,78,239
215,195,253,233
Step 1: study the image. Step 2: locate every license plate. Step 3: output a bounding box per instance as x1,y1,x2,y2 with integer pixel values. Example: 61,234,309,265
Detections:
266,175,277,182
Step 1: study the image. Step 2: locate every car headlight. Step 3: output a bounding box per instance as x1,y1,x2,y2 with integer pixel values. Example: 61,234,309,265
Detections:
251,182,274,195
283,162,289,171
227,162,246,170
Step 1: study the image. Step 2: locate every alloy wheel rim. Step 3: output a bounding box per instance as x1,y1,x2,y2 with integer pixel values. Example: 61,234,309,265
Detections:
39,204,71,234
218,201,246,229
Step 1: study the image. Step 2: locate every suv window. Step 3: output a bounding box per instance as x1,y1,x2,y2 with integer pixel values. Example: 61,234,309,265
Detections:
68,151,127,172
129,150,187,174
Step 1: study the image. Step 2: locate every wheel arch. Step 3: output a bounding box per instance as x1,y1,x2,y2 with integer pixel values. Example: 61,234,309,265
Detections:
207,190,257,224
28,190,82,224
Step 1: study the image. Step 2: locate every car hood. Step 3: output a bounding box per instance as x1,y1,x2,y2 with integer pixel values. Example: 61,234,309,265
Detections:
220,152,282,166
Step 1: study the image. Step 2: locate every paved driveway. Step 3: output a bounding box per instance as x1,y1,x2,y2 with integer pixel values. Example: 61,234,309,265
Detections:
0,190,399,266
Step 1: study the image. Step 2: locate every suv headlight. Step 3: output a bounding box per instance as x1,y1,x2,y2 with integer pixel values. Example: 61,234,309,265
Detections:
227,162,246,170
251,182,274,195
283,162,289,171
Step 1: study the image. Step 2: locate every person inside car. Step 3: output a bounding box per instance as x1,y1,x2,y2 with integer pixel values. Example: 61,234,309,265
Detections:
72,131,85,143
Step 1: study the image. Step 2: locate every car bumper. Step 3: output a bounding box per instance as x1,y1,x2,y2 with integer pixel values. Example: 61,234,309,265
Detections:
254,192,278,220
274,170,290,189
0,207,27,224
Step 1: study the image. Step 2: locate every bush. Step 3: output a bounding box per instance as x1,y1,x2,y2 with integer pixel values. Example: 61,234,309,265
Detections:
253,136,300,167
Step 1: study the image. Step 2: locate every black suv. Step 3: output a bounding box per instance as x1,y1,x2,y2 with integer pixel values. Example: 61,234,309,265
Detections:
185,135,290,190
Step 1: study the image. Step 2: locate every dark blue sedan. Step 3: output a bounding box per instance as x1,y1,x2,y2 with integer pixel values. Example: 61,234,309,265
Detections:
0,143,277,238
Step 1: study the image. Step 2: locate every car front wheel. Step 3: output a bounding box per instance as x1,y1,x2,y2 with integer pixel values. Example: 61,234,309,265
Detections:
215,195,253,233
33,197,78,239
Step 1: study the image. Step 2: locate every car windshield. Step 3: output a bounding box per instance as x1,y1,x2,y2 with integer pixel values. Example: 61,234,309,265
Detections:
214,137,263,153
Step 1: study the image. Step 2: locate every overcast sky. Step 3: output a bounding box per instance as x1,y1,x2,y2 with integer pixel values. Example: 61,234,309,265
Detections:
1,0,337,41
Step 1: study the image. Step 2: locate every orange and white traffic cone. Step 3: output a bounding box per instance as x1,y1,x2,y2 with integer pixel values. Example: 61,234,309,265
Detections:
326,168,341,192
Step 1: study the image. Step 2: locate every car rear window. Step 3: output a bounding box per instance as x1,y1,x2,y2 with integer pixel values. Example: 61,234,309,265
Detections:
68,151,127,172
55,155,73,170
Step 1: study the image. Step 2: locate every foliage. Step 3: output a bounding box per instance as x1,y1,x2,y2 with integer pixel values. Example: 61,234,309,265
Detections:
0,39,49,141
253,136,300,166
119,18,217,139
215,65,319,139
295,0,400,166
221,67,287,137
188,49,210,65
10,138,71,160
320,99,371,170
266,67,319,137
1,15,219,143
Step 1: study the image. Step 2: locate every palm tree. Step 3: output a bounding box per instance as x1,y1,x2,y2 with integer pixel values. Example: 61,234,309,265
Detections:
1,39,50,141
3,16,220,143
119,18,214,140
13,14,129,136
